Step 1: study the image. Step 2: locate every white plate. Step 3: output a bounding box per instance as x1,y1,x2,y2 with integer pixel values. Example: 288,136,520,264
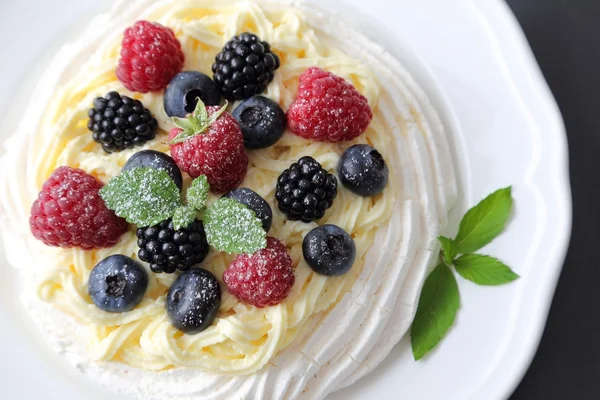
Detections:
0,0,571,399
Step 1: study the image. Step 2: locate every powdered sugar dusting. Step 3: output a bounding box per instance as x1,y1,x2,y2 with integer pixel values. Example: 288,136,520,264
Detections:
203,197,267,254
223,237,295,307
100,167,180,227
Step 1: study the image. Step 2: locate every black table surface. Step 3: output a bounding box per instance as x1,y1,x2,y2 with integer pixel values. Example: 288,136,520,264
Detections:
505,0,599,399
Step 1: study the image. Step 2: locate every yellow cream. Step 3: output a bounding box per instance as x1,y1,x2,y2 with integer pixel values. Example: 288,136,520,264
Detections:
30,0,397,375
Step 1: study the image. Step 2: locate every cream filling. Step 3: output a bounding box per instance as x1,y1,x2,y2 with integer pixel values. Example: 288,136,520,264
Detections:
0,0,457,399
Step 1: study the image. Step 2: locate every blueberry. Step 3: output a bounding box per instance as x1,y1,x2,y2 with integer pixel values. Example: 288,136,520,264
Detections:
223,188,273,232
232,96,286,149
167,269,221,334
164,71,221,118
338,144,388,197
122,150,183,191
302,225,356,276
88,255,148,312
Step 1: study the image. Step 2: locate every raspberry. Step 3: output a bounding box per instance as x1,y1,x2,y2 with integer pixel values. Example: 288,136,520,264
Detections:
168,103,248,193
223,237,295,308
30,167,128,249
287,67,373,142
116,20,185,93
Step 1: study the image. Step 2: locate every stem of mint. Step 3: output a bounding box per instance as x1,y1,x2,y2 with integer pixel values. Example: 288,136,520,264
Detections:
410,187,519,360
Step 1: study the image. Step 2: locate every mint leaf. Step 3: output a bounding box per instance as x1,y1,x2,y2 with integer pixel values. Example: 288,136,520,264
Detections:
100,167,180,227
172,205,198,230
411,264,460,360
204,198,267,254
454,187,513,254
187,175,209,211
454,253,519,286
438,236,457,264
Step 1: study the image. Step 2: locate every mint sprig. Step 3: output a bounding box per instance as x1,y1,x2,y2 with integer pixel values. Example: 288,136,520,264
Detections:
411,186,519,360
204,197,267,254
101,167,267,254
100,167,180,227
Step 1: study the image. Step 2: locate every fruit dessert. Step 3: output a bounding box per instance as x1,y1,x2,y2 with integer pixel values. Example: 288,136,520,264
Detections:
0,0,458,399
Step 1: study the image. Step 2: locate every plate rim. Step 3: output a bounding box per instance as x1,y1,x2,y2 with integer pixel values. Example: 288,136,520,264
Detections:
466,1,572,398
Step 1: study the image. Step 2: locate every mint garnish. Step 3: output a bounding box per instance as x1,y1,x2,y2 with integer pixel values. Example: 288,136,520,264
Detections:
168,99,228,144
100,165,265,253
454,254,519,286
100,167,180,227
187,175,209,211
454,187,513,254
411,186,519,360
172,205,198,231
411,263,460,361
204,197,267,254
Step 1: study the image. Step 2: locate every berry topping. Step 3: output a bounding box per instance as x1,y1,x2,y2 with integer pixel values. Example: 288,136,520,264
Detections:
122,150,183,191
30,167,128,249
287,67,373,142
275,156,338,222
223,237,294,308
116,20,184,93
232,96,286,149
88,92,158,153
164,71,221,118
223,188,273,232
88,255,148,312
302,225,356,276
167,268,221,334
212,32,281,101
168,99,248,193
136,219,209,274
338,144,389,196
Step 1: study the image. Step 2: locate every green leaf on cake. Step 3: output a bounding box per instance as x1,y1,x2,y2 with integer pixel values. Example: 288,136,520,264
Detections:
454,187,513,254
187,175,210,211
454,253,519,286
172,205,198,231
100,167,180,227
203,197,267,254
411,263,460,361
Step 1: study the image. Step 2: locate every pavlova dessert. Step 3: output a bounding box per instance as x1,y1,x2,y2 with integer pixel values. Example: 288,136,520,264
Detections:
0,0,457,399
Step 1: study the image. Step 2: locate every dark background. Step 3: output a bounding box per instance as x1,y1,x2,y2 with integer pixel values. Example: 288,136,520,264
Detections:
505,0,599,399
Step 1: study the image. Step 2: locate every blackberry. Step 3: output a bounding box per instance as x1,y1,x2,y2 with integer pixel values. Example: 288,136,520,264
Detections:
136,219,209,274
275,156,338,222
88,91,158,153
212,32,281,101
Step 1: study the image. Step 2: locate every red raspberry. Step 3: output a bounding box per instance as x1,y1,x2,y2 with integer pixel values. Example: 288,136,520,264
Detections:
168,105,248,193
30,167,128,249
116,20,185,93
223,237,295,308
287,67,373,142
